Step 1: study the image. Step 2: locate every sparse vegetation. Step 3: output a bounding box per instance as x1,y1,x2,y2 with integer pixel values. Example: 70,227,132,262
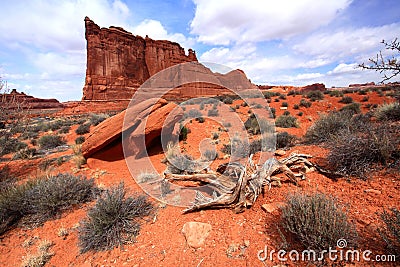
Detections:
38,134,66,150
339,96,353,104
78,183,153,252
281,192,357,252
21,239,54,267
75,136,85,144
305,90,324,101
379,208,400,257
299,99,312,108
90,113,109,126
275,115,298,128
75,123,91,135
375,102,400,121
339,102,361,114
0,173,97,235
276,131,296,149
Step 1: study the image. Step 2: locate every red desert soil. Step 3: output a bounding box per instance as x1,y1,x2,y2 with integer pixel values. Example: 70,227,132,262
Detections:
0,91,399,267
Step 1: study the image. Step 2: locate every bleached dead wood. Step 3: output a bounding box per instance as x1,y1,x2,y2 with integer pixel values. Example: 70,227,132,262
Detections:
163,153,337,213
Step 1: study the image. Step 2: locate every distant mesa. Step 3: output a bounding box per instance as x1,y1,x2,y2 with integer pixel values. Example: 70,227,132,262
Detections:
82,17,256,101
1,89,63,109
349,82,376,87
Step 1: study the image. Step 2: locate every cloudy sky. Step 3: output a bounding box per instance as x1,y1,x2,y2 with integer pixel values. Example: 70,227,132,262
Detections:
0,0,399,101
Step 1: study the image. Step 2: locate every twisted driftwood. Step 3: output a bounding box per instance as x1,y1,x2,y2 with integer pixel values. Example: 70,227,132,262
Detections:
164,153,335,213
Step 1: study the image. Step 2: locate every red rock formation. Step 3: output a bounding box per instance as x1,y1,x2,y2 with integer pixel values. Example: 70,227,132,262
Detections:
349,82,375,87
81,98,182,159
1,89,63,109
300,83,326,92
83,17,197,100
82,18,257,101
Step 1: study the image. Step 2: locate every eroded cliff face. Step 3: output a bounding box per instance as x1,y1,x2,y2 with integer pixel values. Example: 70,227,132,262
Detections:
82,17,198,100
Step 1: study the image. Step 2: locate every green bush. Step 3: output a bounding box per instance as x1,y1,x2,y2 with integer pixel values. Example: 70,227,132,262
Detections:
293,104,299,110
78,183,153,252
297,112,303,116
339,102,361,114
299,99,312,108
75,123,91,135
75,136,85,145
306,90,324,101
221,137,249,158
0,136,27,156
202,149,217,160
38,134,66,149
179,126,189,141
281,102,288,107
90,113,109,126
222,96,233,104
196,117,205,123
12,147,37,160
281,192,357,251
339,96,353,104
245,115,274,135
58,125,71,134
275,115,298,128
276,132,296,149
379,208,400,257
375,102,400,121
328,90,344,97
207,109,219,117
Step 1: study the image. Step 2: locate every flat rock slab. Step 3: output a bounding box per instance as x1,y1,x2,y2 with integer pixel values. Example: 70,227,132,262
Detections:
182,222,212,249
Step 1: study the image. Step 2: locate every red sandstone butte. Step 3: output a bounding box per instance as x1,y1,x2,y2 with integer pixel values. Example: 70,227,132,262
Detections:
82,17,257,101
1,89,63,109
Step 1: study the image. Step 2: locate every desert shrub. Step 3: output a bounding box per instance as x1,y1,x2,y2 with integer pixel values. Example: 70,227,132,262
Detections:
276,132,296,149
212,132,219,140
379,208,400,257
358,89,368,95
275,115,298,128
22,173,97,225
196,117,205,123
221,136,249,158
281,192,357,252
263,91,279,99
222,122,232,128
0,173,96,235
339,102,361,114
75,123,91,135
185,109,202,119
339,96,353,104
58,125,71,134
49,120,65,131
245,115,274,135
202,149,217,161
179,125,189,141
297,112,303,116
13,147,37,160
287,90,301,96
326,123,400,178
90,113,109,126
299,99,312,108
375,102,400,121
78,183,153,252
281,102,288,107
274,98,280,102
222,96,233,104
328,90,343,97
21,239,54,267
279,94,286,100
361,96,369,102
137,172,159,183
0,136,27,156
207,109,219,117
283,110,291,116
241,101,248,107
20,131,39,140
306,90,324,101
304,111,352,144
38,134,66,149
0,167,16,193
293,104,299,110
75,136,85,144
270,107,276,118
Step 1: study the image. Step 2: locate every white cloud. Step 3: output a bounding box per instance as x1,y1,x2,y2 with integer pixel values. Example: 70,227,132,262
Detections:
131,19,195,49
191,0,352,45
292,23,400,60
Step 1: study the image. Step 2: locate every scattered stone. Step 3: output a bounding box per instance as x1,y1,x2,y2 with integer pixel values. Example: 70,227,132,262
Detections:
364,189,382,194
261,202,284,213
279,107,288,110
182,222,212,249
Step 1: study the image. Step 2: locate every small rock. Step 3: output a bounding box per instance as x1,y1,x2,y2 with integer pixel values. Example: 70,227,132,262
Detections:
182,222,212,249
261,202,284,213
364,189,382,194
275,149,286,156
279,107,288,110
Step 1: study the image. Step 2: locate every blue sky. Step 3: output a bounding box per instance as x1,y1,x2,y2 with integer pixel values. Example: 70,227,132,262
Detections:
0,0,399,102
